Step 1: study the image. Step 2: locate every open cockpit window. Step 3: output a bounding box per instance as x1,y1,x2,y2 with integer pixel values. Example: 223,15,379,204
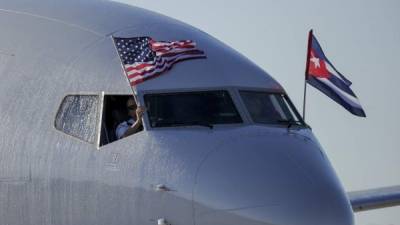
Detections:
55,94,143,147
239,91,305,127
100,95,143,146
144,90,242,128
55,95,100,144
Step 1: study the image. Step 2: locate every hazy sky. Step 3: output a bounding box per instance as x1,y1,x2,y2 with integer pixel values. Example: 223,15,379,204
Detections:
116,1,400,224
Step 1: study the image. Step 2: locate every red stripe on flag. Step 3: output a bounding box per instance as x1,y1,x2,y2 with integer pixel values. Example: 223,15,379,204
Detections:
130,55,206,86
125,63,155,72
127,51,205,80
156,50,205,58
153,45,196,52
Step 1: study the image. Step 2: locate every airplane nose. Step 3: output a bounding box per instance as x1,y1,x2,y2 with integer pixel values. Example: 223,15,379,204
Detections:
193,132,354,225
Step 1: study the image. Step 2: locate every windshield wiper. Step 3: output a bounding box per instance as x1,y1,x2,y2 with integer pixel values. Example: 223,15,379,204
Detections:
277,119,301,129
154,120,214,129
185,121,214,129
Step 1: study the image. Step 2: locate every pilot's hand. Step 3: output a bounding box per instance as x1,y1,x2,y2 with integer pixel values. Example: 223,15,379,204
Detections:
136,106,146,121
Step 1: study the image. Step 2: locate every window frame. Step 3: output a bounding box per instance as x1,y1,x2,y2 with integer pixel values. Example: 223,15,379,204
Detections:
53,88,308,148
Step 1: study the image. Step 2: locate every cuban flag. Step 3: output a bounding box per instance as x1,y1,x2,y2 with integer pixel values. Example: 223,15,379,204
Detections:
306,30,366,117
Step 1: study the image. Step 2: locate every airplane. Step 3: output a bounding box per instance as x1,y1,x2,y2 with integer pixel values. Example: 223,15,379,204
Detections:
0,0,399,225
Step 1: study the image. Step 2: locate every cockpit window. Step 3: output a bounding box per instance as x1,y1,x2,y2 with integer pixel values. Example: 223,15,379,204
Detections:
144,91,242,128
100,95,143,146
55,95,100,143
239,91,304,126
55,94,148,147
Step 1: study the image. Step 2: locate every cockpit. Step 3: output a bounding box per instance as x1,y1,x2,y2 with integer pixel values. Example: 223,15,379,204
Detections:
54,89,306,148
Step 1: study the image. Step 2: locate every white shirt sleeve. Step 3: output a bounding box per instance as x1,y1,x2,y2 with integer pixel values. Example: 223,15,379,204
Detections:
115,119,136,139
116,122,129,139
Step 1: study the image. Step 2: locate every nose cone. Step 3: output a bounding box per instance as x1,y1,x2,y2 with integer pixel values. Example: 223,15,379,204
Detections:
193,132,354,225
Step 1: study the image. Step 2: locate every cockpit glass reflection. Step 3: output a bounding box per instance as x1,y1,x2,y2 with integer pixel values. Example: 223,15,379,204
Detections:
144,91,242,128
240,91,304,126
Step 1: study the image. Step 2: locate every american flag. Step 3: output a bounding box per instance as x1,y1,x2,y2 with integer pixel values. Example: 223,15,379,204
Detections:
113,36,206,86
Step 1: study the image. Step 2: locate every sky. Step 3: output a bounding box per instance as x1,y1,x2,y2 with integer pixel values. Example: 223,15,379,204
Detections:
116,1,400,224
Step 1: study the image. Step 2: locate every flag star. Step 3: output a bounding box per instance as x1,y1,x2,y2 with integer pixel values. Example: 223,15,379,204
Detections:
310,52,320,68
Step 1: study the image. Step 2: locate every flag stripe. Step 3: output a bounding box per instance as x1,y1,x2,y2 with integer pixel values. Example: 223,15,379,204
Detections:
317,77,361,108
125,62,155,72
126,50,205,79
326,73,357,97
130,55,206,82
308,77,366,116
130,55,206,86
157,49,205,57
128,52,206,80
151,40,193,46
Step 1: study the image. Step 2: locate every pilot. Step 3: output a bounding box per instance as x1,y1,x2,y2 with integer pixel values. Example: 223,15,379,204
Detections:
116,97,145,139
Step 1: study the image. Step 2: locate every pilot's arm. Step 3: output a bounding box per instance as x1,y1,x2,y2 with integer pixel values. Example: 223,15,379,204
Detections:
116,107,145,139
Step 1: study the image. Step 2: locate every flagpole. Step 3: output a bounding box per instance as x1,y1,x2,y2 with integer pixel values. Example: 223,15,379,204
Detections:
303,29,313,121
302,77,307,120
110,35,140,106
